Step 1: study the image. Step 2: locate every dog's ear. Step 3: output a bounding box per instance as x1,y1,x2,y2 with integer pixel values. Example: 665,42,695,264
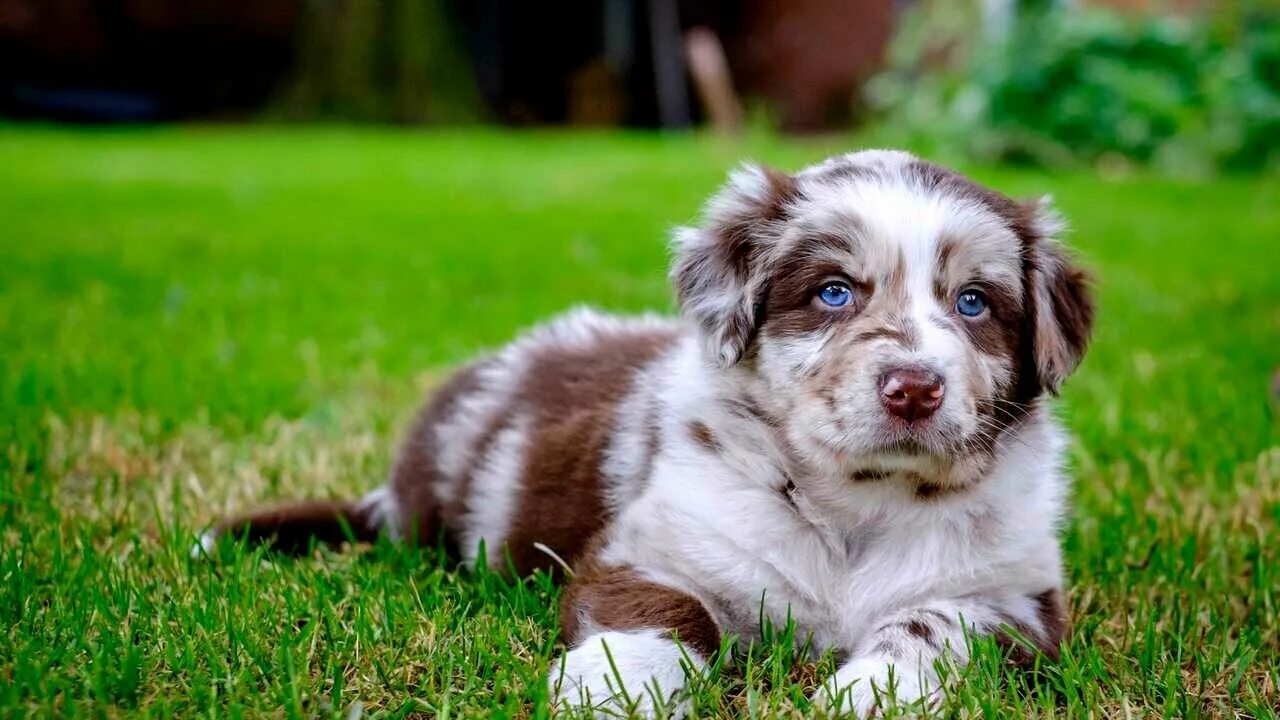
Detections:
1022,198,1095,394
671,163,797,367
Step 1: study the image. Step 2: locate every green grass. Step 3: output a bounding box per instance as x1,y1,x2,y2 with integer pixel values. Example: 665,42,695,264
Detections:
1,125,1276,718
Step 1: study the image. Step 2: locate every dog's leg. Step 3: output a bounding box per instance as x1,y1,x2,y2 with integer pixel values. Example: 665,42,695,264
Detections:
816,589,1066,716
549,565,720,718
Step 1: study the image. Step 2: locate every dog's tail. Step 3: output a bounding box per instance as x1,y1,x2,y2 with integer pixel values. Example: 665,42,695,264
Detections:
193,487,396,557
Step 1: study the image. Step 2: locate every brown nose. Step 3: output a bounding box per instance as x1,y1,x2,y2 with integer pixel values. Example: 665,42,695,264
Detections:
879,367,945,422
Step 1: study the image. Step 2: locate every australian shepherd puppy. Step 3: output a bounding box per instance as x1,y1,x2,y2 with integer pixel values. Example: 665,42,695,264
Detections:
200,150,1094,716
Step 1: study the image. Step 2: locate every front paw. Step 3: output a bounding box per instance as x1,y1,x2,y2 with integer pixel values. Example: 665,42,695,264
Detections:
812,658,934,718
548,630,702,718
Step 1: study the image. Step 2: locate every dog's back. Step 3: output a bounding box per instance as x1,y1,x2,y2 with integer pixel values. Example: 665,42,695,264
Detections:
200,309,679,574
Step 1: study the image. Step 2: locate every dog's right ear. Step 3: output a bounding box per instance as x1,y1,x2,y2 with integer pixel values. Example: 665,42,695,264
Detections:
1020,197,1095,395
670,164,797,367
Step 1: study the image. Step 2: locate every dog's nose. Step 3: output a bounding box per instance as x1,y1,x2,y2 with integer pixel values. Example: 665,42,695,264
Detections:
879,367,945,422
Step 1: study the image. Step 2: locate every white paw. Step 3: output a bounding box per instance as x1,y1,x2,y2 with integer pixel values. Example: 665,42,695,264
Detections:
813,658,934,718
548,630,703,718
190,530,218,559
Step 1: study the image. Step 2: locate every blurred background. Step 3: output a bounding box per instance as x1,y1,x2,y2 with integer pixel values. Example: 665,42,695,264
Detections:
2,0,1277,173
2,4,1278,716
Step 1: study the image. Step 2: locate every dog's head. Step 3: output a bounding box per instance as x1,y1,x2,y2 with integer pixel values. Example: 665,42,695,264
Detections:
672,150,1093,491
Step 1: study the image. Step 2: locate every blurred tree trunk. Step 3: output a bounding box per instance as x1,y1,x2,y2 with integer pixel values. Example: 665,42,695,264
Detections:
393,0,430,122
269,0,481,122
333,0,379,117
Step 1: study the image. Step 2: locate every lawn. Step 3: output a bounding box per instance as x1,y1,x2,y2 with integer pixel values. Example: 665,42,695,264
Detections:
0,125,1276,719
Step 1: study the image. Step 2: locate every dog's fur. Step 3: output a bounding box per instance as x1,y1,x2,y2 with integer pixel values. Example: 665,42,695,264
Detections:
201,150,1093,716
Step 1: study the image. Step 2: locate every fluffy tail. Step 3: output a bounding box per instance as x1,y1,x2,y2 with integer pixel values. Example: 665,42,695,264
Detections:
195,490,392,557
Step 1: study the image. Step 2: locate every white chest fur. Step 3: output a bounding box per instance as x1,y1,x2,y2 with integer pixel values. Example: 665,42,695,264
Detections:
598,339,1068,655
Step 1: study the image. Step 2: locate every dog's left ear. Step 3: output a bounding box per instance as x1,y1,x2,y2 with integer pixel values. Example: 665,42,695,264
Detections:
671,163,797,367
1023,198,1095,394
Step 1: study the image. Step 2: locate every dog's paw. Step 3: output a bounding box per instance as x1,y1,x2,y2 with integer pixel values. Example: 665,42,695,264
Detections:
812,658,934,718
548,630,702,718
189,529,218,559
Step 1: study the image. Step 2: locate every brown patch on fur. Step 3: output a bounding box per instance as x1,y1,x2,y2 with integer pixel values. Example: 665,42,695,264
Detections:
771,251,852,295
560,563,722,658
779,477,800,511
955,283,1023,371
211,499,381,554
392,361,490,550
905,618,940,649
502,328,677,575
1007,203,1092,401
796,230,858,259
400,361,494,550
994,588,1068,665
762,166,802,221
761,234,870,339
689,420,720,453
931,223,1025,381
1029,243,1095,394
851,326,912,347
914,481,967,501
1031,588,1068,661
850,469,889,482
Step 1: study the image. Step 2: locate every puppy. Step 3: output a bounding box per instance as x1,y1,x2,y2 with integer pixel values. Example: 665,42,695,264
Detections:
200,150,1093,716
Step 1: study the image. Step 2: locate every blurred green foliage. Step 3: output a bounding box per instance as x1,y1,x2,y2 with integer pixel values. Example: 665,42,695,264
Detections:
867,2,1280,174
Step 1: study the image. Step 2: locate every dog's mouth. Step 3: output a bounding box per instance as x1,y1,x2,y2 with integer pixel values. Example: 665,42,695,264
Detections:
841,434,988,488
800,407,989,487
874,437,934,456
846,447,996,491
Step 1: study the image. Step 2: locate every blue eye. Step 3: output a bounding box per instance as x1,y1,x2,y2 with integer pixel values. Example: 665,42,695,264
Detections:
956,289,988,317
818,281,853,308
